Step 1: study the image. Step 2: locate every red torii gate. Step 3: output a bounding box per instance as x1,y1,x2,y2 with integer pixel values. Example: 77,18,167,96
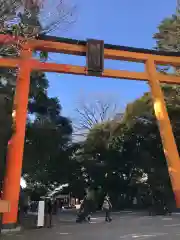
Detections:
1,33,180,227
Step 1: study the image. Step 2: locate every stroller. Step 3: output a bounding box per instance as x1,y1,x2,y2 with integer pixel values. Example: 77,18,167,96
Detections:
76,209,87,223
76,199,91,223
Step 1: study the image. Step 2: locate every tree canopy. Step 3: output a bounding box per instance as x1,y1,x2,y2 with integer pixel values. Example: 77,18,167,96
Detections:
68,12,180,207
0,0,74,194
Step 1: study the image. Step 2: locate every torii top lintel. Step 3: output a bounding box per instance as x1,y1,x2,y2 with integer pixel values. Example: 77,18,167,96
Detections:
0,33,180,84
0,33,180,62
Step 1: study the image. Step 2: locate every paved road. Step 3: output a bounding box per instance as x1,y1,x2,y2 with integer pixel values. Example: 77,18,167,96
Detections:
2,212,180,239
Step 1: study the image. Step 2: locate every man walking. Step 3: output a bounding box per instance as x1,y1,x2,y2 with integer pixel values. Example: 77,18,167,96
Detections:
45,199,53,228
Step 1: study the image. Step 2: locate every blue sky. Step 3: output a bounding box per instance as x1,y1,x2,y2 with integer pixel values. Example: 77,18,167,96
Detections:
45,0,176,119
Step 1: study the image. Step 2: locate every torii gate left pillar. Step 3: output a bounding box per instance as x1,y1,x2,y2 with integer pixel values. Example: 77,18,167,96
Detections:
2,45,32,227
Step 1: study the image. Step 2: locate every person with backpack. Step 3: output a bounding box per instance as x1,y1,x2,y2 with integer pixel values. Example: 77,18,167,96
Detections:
102,195,112,222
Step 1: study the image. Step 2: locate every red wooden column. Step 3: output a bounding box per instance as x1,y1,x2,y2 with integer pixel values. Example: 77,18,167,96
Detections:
146,58,180,208
2,45,32,227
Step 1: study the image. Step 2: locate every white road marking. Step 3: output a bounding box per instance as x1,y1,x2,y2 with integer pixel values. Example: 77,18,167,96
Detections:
91,217,104,220
120,232,168,239
138,216,153,220
164,223,180,227
56,232,71,235
120,233,140,239
129,212,139,215
162,217,172,221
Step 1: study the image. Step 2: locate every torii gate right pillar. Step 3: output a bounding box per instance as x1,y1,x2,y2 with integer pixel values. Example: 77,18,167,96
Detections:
146,58,180,207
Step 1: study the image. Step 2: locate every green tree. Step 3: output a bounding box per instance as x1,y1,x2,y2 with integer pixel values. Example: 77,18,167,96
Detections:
23,99,73,186
70,12,180,206
154,12,180,75
0,83,14,188
78,88,178,207
154,14,180,52
0,0,76,191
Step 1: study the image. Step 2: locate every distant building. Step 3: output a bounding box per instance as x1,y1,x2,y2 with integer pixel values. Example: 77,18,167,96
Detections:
114,113,123,121
44,184,75,207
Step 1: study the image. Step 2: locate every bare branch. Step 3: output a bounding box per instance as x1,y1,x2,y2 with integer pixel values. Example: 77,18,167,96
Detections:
0,0,77,86
74,95,120,138
40,2,77,34
0,0,77,44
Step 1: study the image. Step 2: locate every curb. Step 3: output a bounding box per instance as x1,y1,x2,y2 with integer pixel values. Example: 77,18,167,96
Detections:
1,226,21,234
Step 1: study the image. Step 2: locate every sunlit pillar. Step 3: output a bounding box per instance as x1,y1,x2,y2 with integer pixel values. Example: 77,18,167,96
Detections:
2,45,32,227
146,58,180,207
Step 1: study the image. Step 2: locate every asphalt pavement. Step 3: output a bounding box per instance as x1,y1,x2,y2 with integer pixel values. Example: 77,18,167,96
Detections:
2,211,180,239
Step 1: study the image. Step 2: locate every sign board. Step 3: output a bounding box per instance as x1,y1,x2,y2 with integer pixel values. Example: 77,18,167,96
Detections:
37,201,45,227
0,200,10,213
86,39,104,76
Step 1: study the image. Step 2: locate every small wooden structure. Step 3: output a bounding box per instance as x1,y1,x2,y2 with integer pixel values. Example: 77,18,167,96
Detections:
0,200,10,213
0,200,10,232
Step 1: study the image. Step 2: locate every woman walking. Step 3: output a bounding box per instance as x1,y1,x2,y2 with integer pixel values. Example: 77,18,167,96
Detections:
102,196,112,222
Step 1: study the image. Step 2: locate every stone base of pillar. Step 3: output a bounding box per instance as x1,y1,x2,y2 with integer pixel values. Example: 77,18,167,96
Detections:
1,224,21,235
2,223,18,229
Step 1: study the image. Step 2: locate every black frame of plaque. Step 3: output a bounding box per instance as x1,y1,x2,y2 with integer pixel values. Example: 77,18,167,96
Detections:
86,39,104,76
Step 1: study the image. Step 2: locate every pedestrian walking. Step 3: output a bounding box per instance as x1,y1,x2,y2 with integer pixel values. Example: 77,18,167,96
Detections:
45,199,53,228
102,196,112,222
